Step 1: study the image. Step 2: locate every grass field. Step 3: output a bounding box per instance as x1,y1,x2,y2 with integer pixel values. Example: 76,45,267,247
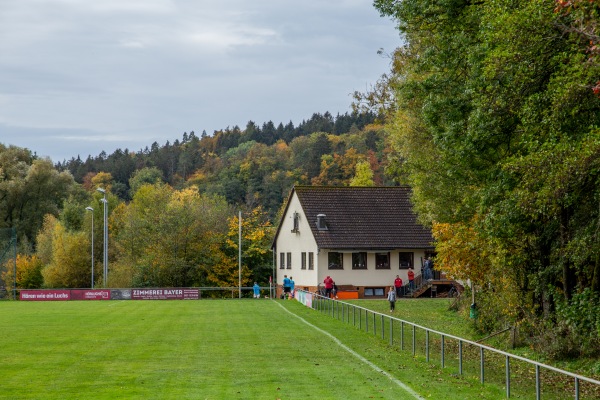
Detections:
2,298,589,399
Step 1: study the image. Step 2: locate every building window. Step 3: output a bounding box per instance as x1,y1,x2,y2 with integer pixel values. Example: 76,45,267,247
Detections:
301,252,307,270
352,252,367,270
292,212,300,233
399,252,414,269
308,252,314,270
375,252,390,269
364,287,385,297
328,252,343,269
287,252,292,269
279,252,285,269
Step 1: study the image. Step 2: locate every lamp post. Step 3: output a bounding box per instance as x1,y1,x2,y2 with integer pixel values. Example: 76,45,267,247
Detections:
85,207,94,288
96,188,108,287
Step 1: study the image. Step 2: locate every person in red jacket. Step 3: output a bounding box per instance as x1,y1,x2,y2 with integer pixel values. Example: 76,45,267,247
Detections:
407,268,415,293
324,275,334,298
394,275,403,297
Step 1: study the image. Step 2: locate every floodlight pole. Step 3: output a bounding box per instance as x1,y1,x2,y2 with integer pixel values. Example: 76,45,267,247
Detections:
12,227,16,299
97,188,108,287
85,207,94,288
238,211,242,299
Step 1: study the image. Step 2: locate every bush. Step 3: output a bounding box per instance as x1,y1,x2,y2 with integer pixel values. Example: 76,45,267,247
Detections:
530,288,600,360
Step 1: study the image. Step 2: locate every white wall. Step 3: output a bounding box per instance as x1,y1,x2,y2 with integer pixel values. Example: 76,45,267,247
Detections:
318,250,428,288
275,193,319,287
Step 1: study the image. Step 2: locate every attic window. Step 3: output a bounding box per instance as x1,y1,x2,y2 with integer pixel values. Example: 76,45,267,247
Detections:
292,212,299,233
316,214,328,230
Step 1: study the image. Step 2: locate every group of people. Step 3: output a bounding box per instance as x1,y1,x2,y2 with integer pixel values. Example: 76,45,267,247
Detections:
388,267,419,312
282,275,295,299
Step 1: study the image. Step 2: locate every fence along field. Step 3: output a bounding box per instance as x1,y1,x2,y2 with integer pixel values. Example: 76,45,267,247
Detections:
0,300,430,399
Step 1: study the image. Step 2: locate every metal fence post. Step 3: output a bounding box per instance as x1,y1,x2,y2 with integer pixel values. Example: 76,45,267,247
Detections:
441,335,445,369
373,312,377,337
426,330,430,362
506,355,510,398
536,365,540,400
480,347,485,384
459,340,463,375
381,314,385,340
412,325,416,356
390,318,393,346
401,321,404,350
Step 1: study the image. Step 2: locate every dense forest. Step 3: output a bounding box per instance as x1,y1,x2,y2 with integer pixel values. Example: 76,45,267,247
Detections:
2,0,600,362
0,110,388,294
369,0,600,359
56,111,381,217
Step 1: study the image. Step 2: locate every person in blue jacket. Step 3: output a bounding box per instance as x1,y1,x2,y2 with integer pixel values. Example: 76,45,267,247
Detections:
253,282,260,299
289,276,295,298
282,275,291,298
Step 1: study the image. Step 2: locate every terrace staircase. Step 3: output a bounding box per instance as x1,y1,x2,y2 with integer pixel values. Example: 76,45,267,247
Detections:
403,271,459,298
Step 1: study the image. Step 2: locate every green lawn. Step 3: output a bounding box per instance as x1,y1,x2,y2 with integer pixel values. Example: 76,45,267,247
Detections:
2,298,596,399
0,299,503,400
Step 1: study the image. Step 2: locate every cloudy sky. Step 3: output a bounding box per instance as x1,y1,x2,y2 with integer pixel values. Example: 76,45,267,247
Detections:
0,0,400,162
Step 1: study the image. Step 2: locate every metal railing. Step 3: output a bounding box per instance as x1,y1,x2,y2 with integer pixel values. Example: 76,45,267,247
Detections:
297,290,600,399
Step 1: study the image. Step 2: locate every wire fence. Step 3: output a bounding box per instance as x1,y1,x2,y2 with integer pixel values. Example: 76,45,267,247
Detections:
297,290,600,400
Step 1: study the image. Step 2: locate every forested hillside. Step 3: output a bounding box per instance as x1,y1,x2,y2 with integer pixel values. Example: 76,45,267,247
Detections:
0,110,388,295
55,111,382,217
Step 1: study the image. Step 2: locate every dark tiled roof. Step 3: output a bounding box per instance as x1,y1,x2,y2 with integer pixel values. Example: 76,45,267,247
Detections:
294,186,433,250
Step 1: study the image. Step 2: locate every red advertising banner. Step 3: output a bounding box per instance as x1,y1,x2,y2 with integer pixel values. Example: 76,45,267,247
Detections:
19,288,199,301
71,290,111,300
20,290,70,301
131,288,199,300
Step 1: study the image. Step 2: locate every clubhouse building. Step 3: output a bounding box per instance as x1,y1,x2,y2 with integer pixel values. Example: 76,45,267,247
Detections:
272,186,435,298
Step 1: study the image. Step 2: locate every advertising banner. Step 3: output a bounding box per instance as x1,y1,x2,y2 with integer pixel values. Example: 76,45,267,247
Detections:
296,290,313,308
111,289,132,300
131,288,199,300
70,290,111,300
20,290,70,301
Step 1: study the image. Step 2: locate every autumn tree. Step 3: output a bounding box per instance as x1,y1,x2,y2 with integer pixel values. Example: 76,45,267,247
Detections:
375,0,600,354
1,254,44,291
40,220,92,288
0,145,76,245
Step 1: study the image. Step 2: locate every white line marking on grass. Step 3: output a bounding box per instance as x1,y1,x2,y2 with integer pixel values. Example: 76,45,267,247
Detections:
274,301,424,399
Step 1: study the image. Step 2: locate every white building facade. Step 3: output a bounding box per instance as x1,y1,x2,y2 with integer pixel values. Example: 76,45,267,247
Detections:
272,186,435,297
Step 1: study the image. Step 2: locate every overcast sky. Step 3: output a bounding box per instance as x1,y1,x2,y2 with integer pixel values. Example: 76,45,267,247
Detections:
0,0,400,162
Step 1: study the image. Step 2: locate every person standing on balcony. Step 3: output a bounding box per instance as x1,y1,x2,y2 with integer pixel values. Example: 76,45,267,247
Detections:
407,268,415,292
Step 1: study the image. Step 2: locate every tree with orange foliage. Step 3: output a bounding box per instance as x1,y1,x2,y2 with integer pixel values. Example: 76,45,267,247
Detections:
1,254,44,291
